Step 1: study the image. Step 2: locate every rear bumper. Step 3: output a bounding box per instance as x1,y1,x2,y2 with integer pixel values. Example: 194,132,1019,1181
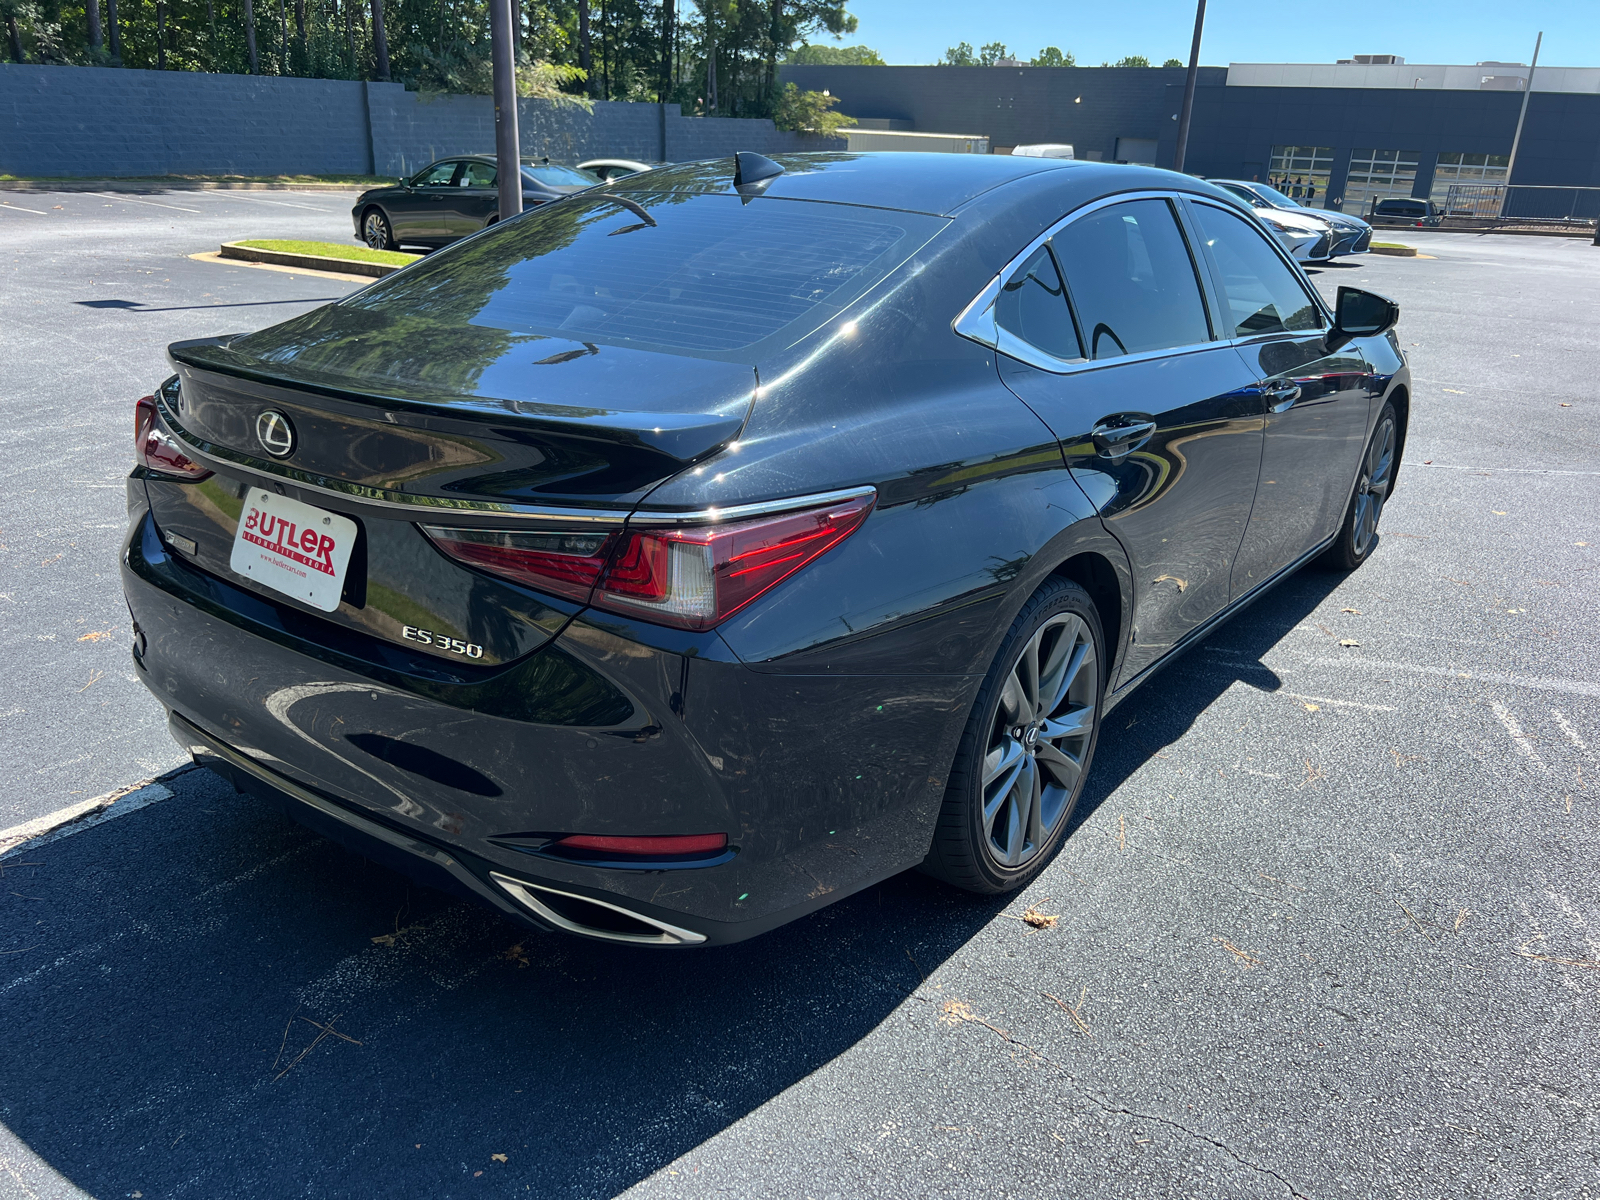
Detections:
123,505,975,945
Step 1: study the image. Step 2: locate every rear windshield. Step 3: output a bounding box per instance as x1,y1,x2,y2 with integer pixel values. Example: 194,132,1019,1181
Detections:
523,165,602,187
343,192,946,356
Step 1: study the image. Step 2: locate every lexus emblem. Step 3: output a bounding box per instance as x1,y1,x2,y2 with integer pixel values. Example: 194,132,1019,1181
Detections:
255,410,296,458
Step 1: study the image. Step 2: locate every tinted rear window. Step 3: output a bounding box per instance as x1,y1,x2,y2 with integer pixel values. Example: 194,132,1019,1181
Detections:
346,193,945,356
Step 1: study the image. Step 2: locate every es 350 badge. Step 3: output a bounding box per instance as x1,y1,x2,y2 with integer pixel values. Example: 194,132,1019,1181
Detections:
401,625,484,659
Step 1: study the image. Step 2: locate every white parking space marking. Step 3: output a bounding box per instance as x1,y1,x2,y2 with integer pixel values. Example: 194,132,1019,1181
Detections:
1551,709,1591,756
0,200,49,215
90,191,203,214
185,191,337,212
1297,652,1600,701
1489,701,1546,769
0,777,176,858
1417,463,1600,478
1281,692,1398,712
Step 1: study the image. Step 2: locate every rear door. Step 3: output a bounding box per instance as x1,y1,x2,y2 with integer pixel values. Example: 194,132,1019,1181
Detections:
993,194,1265,685
448,160,499,235
1182,198,1373,595
393,160,461,243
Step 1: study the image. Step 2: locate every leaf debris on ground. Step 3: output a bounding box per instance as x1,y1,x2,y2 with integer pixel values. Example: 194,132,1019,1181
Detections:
1213,937,1262,968
1515,936,1600,969
1043,986,1094,1037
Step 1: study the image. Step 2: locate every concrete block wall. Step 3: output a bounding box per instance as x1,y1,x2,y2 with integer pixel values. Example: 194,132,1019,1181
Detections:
0,63,373,177
0,64,843,179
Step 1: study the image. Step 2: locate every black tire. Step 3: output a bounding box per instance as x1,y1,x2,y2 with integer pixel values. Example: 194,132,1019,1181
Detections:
361,208,397,251
1321,401,1398,571
921,577,1104,894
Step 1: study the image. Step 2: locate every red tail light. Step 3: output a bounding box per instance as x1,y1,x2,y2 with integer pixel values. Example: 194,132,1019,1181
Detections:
422,491,874,630
135,395,212,480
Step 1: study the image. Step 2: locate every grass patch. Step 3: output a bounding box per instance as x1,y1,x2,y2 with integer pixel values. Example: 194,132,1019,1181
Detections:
234,239,419,267
1371,242,1413,249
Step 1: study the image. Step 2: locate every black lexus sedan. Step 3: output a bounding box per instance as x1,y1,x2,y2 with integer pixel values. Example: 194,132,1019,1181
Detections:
350,156,600,250
126,152,1408,947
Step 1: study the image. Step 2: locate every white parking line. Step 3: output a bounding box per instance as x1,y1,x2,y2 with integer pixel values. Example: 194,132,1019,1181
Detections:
0,200,48,215
0,777,176,858
91,191,204,214
185,191,333,212
1551,709,1590,756
1489,701,1545,770
1417,463,1600,478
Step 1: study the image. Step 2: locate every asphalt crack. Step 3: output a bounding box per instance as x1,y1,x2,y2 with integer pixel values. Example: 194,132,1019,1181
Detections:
917,991,1311,1198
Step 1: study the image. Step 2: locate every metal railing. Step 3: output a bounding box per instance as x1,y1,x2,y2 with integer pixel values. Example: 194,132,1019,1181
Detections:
1442,183,1600,228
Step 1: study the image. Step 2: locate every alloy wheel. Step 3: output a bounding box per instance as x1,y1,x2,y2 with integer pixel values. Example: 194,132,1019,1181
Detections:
363,212,391,250
1352,415,1397,557
981,612,1097,868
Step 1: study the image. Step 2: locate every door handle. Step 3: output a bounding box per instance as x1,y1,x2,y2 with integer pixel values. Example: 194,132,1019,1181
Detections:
1264,382,1302,413
1091,418,1158,462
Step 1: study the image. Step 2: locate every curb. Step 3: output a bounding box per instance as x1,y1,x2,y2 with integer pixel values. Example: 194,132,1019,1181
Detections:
219,241,416,277
1370,245,1418,257
0,179,368,193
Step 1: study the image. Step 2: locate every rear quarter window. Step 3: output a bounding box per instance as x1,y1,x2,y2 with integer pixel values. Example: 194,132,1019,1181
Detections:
343,193,946,357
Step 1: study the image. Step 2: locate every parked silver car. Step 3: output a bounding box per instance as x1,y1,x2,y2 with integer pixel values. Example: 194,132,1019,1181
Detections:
1209,179,1373,260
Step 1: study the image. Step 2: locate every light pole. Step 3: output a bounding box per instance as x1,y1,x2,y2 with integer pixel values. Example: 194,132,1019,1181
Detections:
1171,0,1207,174
1500,30,1541,219
491,0,523,223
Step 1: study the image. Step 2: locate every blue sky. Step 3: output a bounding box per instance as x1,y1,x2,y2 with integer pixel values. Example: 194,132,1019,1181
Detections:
833,1,1594,68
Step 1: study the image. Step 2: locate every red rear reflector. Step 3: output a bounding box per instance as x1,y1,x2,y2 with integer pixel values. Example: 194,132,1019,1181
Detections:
552,832,728,857
423,491,875,630
135,395,212,480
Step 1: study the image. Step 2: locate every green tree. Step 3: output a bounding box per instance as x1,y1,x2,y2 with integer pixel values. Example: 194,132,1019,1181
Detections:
785,40,880,64
940,40,973,66
1030,45,1073,67
977,39,1006,65
772,80,848,134
1113,54,1150,67
1163,57,1182,67
1,0,863,125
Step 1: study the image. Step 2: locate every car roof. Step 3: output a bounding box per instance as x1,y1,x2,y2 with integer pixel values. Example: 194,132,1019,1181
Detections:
610,151,1086,217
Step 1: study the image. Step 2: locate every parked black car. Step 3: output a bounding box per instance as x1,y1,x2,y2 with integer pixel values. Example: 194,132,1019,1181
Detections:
127,152,1407,946
1370,197,1442,226
351,156,602,250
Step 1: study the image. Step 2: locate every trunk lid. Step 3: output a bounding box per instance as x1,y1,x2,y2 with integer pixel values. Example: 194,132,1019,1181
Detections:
149,315,754,667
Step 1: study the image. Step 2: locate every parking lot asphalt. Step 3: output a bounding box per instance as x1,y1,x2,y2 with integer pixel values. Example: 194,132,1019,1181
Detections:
2,209,1598,1200
0,189,365,827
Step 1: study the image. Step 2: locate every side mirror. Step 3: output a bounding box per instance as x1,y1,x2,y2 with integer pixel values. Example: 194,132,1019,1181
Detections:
1326,286,1399,350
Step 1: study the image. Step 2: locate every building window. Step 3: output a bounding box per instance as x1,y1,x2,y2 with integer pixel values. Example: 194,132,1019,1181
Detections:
1430,152,1510,204
1344,148,1422,216
1268,146,1335,209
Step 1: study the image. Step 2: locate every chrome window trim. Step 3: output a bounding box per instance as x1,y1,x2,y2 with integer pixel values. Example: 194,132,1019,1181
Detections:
155,392,874,528
951,189,1224,376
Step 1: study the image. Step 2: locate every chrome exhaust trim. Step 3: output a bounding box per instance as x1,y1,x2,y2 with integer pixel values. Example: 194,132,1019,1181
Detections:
489,872,708,946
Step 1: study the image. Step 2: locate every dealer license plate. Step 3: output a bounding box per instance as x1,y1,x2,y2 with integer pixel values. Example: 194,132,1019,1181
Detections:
229,489,357,612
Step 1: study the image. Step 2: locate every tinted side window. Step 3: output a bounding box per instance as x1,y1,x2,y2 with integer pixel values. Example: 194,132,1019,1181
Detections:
461,162,497,188
1053,199,1211,359
415,161,459,188
995,245,1082,360
1189,203,1323,336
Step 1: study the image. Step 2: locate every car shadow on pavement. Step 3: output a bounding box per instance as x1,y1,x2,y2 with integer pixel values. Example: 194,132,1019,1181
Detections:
1065,564,1346,838
0,566,1344,1200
